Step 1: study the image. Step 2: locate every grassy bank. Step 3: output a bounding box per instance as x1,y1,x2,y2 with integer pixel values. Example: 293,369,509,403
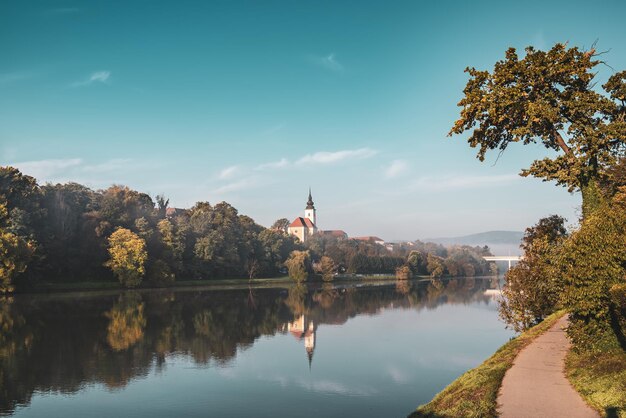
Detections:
565,347,626,417
21,274,435,294
22,276,292,293
409,310,565,418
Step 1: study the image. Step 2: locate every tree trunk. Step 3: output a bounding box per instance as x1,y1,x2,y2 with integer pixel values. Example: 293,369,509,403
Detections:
581,178,603,219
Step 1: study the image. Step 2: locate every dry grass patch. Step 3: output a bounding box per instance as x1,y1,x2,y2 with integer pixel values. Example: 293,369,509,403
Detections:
566,347,626,417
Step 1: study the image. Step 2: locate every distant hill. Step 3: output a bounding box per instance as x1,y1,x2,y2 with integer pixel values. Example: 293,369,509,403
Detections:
423,231,524,255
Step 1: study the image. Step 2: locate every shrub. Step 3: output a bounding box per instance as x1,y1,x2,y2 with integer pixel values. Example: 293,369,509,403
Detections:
105,228,148,288
559,193,626,351
284,250,312,282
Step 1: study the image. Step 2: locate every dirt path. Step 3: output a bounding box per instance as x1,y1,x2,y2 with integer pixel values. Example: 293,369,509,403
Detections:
497,315,599,418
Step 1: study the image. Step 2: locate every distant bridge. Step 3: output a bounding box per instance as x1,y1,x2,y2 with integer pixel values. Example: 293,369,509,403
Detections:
483,255,522,269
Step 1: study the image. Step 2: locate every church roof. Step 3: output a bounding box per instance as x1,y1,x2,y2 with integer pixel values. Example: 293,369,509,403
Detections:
289,217,315,228
321,230,347,238
306,188,315,209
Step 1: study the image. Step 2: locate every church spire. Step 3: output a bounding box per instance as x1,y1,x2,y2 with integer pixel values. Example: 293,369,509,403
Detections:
306,187,315,209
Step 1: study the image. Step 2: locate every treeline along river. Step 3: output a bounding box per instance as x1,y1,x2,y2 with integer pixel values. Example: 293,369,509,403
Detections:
1,277,513,418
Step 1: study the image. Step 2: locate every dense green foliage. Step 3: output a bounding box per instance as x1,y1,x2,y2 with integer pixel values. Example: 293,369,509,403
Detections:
0,166,305,290
499,183,626,355
450,43,626,217
499,215,568,332
559,191,626,351
1,166,496,291
284,250,312,282
316,255,336,281
305,234,492,279
304,234,404,274
410,311,565,418
411,243,493,278
447,42,626,416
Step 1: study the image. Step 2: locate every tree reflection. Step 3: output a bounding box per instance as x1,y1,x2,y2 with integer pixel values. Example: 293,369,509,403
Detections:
105,293,146,351
313,283,339,309
285,284,309,315
395,279,411,295
0,277,499,415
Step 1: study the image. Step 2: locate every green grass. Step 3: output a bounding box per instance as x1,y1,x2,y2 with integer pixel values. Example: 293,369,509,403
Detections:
409,311,566,418
30,276,293,293
565,346,626,417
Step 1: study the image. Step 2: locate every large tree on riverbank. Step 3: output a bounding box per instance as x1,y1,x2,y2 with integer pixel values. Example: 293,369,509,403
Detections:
449,43,626,218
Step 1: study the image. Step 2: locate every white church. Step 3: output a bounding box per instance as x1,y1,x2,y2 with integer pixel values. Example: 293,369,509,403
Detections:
287,189,348,243
287,189,318,243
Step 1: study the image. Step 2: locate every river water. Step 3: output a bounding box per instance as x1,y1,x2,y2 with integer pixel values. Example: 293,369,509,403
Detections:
1,278,512,417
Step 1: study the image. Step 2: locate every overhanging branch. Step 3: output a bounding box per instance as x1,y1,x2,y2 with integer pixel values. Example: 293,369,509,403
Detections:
554,130,572,155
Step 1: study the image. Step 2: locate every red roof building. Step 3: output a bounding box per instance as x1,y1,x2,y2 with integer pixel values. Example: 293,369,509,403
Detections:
287,190,318,243
320,230,348,239
353,236,385,245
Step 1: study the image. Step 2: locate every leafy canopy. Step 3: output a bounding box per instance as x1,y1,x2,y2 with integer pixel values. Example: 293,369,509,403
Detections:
450,43,626,196
106,228,148,288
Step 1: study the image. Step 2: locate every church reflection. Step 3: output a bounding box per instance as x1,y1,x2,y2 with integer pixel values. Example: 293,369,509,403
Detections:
284,314,317,368
0,277,501,415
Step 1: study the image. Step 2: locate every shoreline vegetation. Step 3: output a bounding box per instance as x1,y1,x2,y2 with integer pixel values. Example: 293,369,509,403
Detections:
0,166,496,294
441,42,626,418
13,273,458,295
408,311,566,418
566,347,626,417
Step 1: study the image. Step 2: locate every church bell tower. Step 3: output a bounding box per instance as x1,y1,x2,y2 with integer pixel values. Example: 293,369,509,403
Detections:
304,188,316,226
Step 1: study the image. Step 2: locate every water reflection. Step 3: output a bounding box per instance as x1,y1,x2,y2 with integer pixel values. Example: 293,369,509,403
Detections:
0,278,503,416
105,293,146,351
285,314,317,367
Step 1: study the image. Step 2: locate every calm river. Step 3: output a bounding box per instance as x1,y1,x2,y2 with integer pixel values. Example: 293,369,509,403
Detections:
1,278,512,417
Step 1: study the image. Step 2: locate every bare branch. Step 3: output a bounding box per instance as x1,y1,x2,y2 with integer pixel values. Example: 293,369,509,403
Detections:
554,130,572,155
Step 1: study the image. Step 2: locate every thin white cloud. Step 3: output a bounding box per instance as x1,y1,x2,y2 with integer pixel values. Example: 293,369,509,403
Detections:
295,378,377,396
296,148,377,165
411,174,520,191
81,158,133,173
4,157,158,187
386,365,411,384
213,177,256,194
256,158,290,170
72,71,111,87
307,53,344,72
262,375,377,396
261,123,286,136
218,165,240,180
9,158,83,180
385,159,409,179
0,71,35,86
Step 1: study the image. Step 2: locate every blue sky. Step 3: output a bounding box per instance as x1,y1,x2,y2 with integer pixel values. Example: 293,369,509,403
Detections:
2,0,625,240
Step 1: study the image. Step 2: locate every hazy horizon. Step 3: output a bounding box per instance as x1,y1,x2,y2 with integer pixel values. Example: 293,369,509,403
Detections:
3,0,624,239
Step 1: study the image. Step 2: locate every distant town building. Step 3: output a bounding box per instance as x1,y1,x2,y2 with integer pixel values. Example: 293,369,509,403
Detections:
320,230,348,239
353,236,385,246
165,207,186,218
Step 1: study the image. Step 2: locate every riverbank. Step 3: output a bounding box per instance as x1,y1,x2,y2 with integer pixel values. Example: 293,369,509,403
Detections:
14,273,440,294
408,311,565,418
566,347,626,417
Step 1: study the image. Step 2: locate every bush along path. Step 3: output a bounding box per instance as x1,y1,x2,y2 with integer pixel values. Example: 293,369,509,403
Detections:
497,315,599,418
